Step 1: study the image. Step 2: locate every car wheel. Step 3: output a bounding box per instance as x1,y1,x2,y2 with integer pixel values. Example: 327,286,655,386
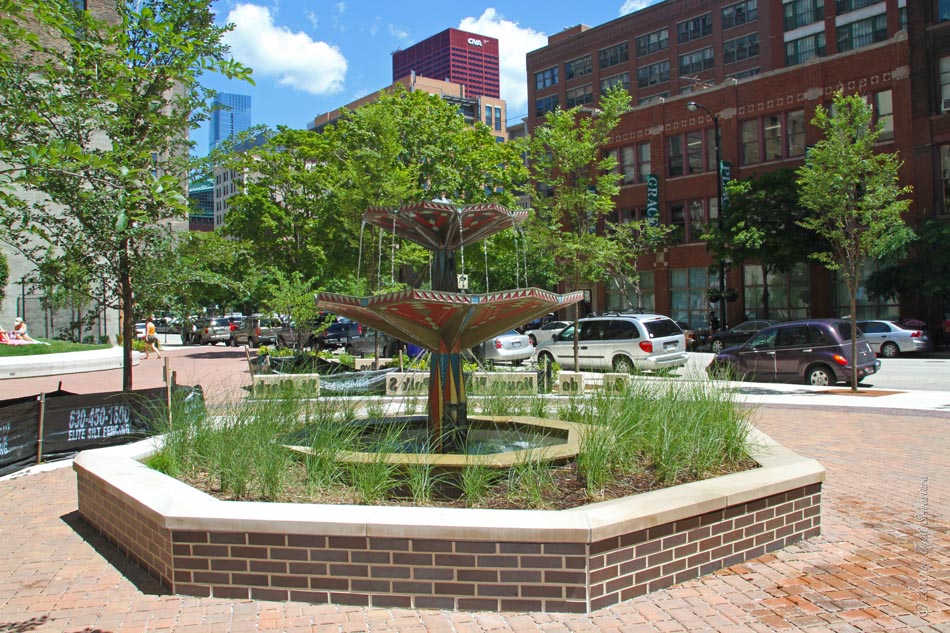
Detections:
537,351,556,368
710,339,724,353
528,334,537,346
344,344,356,356
249,337,258,349
612,355,635,374
805,365,834,387
880,341,899,358
277,336,287,348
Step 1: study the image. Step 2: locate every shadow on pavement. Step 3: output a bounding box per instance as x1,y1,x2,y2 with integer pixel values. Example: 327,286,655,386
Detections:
59,511,170,597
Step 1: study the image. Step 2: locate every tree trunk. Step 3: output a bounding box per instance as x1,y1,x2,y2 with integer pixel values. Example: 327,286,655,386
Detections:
120,237,134,392
850,285,858,392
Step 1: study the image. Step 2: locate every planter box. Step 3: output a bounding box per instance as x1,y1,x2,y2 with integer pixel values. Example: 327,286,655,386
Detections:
73,429,823,613
470,372,537,394
251,373,320,397
556,371,585,395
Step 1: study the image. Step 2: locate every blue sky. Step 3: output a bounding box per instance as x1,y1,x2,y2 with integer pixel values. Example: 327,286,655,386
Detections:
193,0,664,156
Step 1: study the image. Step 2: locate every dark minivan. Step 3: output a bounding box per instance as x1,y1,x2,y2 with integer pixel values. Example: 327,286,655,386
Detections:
707,318,881,386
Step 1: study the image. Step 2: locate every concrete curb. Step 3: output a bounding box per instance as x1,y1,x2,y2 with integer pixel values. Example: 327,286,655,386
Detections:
0,347,141,380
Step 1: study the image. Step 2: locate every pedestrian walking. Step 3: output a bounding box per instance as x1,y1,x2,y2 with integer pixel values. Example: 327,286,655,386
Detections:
143,316,161,359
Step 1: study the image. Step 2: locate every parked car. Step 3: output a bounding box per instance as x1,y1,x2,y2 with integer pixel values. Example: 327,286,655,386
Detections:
471,329,533,365
533,313,688,373
855,320,931,358
345,327,401,357
134,321,146,339
675,320,704,351
707,319,781,353
316,319,365,350
706,318,881,386
198,316,234,345
524,320,570,347
230,314,281,348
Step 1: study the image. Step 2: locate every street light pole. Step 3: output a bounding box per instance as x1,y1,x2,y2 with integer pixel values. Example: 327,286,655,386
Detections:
687,100,726,331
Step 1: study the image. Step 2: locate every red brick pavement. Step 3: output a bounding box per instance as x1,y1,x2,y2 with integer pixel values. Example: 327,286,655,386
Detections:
0,349,948,632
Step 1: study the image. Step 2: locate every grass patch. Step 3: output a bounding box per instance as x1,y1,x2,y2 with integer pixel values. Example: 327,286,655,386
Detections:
144,378,756,509
0,340,111,356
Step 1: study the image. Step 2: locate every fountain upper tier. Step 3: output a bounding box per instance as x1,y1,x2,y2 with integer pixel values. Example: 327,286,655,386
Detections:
363,201,529,251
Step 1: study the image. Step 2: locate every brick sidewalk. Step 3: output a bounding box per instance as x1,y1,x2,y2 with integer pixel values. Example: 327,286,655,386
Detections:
0,402,947,632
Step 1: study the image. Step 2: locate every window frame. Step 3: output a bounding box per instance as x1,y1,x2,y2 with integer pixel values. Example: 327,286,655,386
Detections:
677,14,713,44
636,28,669,57
679,47,715,76
599,41,630,70
565,54,593,80
722,0,758,30
637,59,671,88
723,33,759,65
534,67,559,90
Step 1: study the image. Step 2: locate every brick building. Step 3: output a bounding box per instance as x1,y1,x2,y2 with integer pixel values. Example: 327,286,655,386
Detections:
525,0,950,331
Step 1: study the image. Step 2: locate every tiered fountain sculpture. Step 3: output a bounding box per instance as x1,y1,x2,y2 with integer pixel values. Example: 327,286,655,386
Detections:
316,201,583,448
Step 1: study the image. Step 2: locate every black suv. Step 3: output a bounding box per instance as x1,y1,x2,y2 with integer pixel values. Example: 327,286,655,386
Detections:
315,320,364,350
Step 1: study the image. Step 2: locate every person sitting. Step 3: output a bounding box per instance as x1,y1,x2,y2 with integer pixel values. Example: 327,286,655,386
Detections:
0,326,32,345
10,317,47,344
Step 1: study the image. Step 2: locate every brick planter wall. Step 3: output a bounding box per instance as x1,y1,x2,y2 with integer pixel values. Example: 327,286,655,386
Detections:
75,431,824,613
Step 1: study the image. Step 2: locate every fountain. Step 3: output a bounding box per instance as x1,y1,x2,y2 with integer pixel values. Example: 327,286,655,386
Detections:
315,201,583,454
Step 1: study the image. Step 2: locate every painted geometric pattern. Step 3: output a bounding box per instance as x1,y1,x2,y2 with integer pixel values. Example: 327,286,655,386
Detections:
316,288,583,353
363,202,529,251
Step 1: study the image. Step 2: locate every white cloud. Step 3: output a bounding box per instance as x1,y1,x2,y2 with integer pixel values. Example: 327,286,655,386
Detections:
619,0,664,16
223,3,347,95
304,9,318,29
458,8,547,121
388,23,410,42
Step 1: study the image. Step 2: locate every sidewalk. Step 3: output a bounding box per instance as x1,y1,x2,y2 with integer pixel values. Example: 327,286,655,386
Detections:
0,346,948,631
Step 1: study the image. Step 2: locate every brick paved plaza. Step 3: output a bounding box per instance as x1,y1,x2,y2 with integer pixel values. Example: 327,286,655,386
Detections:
0,348,947,631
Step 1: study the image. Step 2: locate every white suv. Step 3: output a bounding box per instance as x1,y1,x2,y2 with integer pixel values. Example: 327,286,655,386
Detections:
533,313,688,373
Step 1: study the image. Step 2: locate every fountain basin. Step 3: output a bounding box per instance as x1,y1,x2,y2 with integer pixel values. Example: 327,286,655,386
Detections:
74,428,823,613
286,416,585,468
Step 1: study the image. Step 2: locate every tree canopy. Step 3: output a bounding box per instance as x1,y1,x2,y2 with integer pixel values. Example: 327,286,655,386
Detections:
0,0,251,388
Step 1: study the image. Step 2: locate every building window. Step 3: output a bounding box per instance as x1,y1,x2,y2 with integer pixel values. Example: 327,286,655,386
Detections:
636,28,669,56
741,119,760,165
566,84,594,108
743,264,810,320
787,110,806,156
764,115,784,161
494,107,502,131
484,106,492,128
677,14,712,44
612,143,650,185
608,270,654,312
942,145,950,213
940,56,950,107
940,1,950,22
784,0,824,31
680,129,715,175
599,42,629,69
671,267,713,329
535,95,559,117
600,72,630,94
69,0,87,8
637,142,652,182
668,136,684,178
565,55,592,80
835,0,881,14
638,92,669,106
535,67,558,90
873,90,893,140
724,33,759,64
785,32,826,66
679,47,715,76
722,0,757,29
836,13,888,53
728,67,761,81
833,263,899,320
637,60,670,88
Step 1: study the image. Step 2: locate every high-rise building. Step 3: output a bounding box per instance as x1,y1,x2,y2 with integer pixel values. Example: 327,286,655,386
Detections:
393,28,500,99
209,92,252,151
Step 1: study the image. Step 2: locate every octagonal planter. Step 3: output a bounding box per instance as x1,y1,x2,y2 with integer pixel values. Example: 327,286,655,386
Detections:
74,428,823,613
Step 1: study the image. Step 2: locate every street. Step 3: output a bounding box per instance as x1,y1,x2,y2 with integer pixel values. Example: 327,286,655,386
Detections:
682,351,950,391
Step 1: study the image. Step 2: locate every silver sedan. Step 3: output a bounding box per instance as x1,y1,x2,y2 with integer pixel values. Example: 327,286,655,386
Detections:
856,320,931,358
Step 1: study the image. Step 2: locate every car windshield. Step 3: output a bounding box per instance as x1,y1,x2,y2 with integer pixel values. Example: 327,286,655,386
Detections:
644,319,682,338
211,317,230,326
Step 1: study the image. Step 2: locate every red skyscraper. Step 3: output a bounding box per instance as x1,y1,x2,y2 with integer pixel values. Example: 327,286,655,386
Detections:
393,28,500,99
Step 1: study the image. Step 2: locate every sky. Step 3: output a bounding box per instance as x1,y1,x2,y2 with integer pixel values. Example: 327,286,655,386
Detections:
193,0,665,156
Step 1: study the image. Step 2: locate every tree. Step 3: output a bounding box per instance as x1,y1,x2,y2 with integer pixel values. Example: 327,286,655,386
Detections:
705,169,818,318
0,0,251,389
796,91,914,391
529,87,668,370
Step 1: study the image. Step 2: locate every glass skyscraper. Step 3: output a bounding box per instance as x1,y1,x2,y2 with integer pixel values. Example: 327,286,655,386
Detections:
209,93,252,151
